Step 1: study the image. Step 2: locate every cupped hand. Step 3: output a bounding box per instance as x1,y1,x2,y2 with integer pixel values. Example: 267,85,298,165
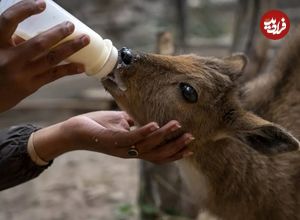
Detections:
36,111,195,165
0,0,90,112
63,111,195,164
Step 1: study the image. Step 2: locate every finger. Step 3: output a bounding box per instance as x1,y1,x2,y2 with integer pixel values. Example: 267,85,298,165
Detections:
116,134,194,160
143,133,194,161
156,133,194,158
0,0,46,44
34,63,85,87
17,21,76,60
108,122,160,147
136,120,182,154
29,34,90,75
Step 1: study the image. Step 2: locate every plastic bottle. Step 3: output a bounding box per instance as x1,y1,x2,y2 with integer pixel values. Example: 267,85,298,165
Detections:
0,0,118,79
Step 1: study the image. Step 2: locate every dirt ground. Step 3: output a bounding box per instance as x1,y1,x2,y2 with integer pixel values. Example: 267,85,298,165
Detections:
0,151,139,220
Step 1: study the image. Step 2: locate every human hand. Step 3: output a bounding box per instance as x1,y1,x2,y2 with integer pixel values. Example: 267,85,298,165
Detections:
0,0,90,112
34,111,195,165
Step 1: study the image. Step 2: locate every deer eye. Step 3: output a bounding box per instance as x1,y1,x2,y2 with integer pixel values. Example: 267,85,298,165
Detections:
179,83,198,103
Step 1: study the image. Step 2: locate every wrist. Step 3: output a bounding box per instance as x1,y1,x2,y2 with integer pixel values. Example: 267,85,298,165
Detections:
32,122,74,162
27,132,49,166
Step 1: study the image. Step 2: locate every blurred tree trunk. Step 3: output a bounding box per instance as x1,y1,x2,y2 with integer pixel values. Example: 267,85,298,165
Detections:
231,0,275,83
176,0,188,51
138,32,199,220
138,161,198,219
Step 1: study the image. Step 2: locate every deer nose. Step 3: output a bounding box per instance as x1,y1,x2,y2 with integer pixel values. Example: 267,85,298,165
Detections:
120,47,133,65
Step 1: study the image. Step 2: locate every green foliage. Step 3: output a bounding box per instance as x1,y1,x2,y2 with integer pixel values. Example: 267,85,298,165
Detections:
115,203,136,220
140,203,160,216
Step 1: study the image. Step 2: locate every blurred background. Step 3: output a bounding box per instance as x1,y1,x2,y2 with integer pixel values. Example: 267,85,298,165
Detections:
0,0,299,219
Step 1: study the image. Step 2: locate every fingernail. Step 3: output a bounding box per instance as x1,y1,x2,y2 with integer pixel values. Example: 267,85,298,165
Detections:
77,65,85,73
65,21,75,34
184,135,195,145
36,0,46,10
171,123,181,132
183,151,194,158
150,123,160,131
80,35,90,45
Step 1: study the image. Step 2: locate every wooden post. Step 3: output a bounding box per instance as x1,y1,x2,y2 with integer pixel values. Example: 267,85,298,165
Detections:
156,32,176,55
176,0,188,51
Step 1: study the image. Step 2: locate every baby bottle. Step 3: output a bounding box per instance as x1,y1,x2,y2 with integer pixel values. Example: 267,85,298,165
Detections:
0,0,118,79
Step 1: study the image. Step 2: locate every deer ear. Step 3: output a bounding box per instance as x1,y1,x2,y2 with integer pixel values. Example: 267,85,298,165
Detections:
223,53,248,81
234,124,299,154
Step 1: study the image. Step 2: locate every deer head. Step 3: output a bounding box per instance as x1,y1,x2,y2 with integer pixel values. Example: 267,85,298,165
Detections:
102,48,299,154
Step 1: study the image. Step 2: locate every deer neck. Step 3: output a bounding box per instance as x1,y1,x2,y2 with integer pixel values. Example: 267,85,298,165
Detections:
177,138,283,218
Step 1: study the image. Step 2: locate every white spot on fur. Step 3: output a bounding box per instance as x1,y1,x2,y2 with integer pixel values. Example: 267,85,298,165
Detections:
177,159,210,206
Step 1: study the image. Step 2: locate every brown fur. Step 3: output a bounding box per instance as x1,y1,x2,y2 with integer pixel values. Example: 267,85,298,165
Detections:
102,30,300,220
241,29,300,137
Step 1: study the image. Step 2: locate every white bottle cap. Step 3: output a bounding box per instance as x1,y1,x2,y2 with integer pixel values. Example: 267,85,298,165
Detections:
90,40,118,80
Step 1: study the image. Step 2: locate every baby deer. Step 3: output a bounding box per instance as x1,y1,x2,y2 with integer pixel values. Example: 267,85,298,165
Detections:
102,30,300,219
